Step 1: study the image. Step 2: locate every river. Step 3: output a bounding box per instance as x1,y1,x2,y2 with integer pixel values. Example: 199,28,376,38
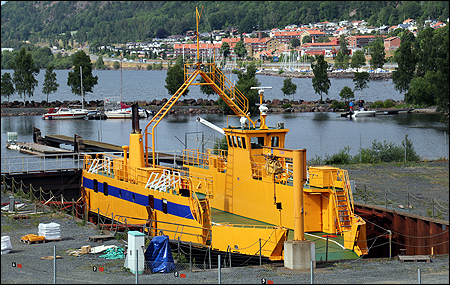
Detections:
2,69,403,103
1,69,448,161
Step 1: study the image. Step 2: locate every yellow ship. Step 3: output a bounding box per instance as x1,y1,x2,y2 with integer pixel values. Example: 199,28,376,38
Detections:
81,7,368,262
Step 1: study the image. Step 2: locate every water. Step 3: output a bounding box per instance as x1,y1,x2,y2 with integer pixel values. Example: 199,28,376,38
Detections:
2,69,404,103
1,69,448,161
2,112,448,161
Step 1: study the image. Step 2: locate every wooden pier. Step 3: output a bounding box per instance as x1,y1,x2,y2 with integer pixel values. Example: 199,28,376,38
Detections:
42,134,124,153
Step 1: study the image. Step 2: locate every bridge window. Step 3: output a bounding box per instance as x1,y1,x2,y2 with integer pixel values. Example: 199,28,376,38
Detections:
227,135,233,148
271,136,279,147
241,137,246,149
236,136,242,148
103,182,108,196
251,137,264,149
232,136,237,148
93,179,98,193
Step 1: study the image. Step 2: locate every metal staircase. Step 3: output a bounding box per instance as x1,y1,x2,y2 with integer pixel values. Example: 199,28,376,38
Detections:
332,170,353,234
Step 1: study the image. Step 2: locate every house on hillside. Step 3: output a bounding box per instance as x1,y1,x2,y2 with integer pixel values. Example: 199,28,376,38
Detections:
384,36,401,51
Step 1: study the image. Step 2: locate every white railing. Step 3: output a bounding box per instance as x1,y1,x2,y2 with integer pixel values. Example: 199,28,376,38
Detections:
1,153,84,175
145,168,181,192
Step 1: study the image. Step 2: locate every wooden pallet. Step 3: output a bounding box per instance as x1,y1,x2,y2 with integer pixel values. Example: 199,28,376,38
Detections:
11,214,29,220
87,234,115,243
20,238,62,244
398,255,431,263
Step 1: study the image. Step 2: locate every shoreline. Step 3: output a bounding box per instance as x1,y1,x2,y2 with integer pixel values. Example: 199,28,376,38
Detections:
0,105,438,117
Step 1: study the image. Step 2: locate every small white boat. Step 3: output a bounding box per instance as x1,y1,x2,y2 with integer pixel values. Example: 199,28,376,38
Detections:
350,109,376,117
42,107,88,120
105,107,148,119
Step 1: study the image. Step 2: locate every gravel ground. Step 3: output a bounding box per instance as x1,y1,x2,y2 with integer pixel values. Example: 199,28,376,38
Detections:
2,162,449,285
346,161,449,221
1,202,448,284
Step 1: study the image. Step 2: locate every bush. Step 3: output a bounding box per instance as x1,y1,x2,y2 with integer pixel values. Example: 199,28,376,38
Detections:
306,135,420,165
331,101,346,110
384,99,394,108
323,146,352,165
281,103,292,109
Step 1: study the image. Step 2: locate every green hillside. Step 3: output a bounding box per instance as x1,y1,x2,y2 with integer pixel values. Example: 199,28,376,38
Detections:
1,1,448,48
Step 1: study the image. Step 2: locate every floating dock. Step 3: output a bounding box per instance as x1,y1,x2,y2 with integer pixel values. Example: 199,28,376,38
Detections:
6,142,73,155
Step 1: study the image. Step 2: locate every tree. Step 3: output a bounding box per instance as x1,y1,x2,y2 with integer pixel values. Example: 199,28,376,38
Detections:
311,54,330,102
370,41,386,69
343,54,350,70
96,55,106,70
42,65,59,103
350,50,366,70
290,38,300,48
281,78,297,102
302,35,312,44
339,86,354,103
165,58,188,96
392,41,416,98
1,72,15,102
220,41,230,67
353,71,370,100
11,47,40,103
339,34,349,55
67,50,98,107
234,40,247,59
334,50,344,69
113,61,120,70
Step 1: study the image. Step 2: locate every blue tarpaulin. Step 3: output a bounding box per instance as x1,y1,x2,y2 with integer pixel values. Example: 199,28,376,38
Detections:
144,235,175,273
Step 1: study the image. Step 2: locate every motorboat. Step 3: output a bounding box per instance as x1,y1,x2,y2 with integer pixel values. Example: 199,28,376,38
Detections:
105,107,149,119
85,108,107,120
42,107,88,120
350,109,376,117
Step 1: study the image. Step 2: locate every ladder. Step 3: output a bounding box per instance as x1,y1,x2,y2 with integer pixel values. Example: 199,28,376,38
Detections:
332,170,353,234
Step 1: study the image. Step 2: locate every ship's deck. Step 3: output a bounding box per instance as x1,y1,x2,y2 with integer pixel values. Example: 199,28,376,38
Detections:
211,208,359,261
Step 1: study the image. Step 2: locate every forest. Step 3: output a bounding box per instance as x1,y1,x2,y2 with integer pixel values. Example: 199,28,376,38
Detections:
1,1,449,49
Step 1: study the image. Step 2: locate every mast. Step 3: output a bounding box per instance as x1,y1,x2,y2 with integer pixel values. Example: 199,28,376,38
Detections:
120,52,123,105
80,66,84,109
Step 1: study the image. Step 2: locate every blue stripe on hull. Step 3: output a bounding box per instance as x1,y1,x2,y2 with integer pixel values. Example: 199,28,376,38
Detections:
83,177,194,220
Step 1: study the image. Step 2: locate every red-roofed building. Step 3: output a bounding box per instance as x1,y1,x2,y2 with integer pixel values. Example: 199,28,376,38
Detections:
346,35,386,48
173,43,221,59
432,22,447,29
384,36,401,51
300,39,340,57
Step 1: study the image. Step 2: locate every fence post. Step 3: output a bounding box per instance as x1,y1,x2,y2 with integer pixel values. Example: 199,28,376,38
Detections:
387,230,392,259
218,254,221,284
259,238,262,266
310,260,314,284
418,268,421,284
178,237,180,259
228,245,231,268
209,246,211,269
408,193,410,214
432,198,435,218
189,241,192,272
53,244,56,284
364,185,366,204
325,235,329,263
385,191,387,209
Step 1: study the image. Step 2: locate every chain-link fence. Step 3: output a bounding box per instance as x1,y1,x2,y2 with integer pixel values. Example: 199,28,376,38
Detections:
2,174,449,284
352,183,449,221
